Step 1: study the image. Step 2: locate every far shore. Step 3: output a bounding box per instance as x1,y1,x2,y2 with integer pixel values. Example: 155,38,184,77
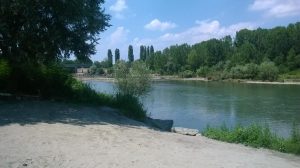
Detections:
75,75,300,85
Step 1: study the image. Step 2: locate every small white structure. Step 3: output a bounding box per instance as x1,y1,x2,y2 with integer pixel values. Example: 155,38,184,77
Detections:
76,68,89,74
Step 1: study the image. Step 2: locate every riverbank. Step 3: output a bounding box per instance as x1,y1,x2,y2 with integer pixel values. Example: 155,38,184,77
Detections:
0,100,300,168
75,75,300,85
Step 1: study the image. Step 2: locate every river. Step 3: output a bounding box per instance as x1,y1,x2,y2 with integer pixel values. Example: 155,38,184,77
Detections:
87,80,300,137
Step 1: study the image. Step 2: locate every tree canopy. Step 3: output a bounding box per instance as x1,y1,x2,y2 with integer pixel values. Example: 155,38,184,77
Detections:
0,0,110,64
107,49,113,67
115,48,120,63
128,45,134,62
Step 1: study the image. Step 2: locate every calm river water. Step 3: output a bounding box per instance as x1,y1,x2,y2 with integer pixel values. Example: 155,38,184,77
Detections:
87,80,300,137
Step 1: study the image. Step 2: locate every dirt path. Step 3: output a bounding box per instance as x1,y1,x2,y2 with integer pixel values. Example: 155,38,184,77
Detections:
0,101,299,168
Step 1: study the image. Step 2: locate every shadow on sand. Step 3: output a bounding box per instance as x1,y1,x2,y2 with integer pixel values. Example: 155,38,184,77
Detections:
0,100,148,128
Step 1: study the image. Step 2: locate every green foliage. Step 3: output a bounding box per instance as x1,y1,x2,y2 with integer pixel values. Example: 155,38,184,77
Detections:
179,70,195,78
112,94,146,121
115,48,120,63
0,59,10,79
107,49,113,67
196,66,210,77
279,69,300,80
145,22,300,80
187,49,200,70
230,63,258,79
114,61,151,97
203,124,300,155
128,45,134,62
0,0,110,64
230,65,246,79
287,48,300,70
140,46,146,61
258,61,279,81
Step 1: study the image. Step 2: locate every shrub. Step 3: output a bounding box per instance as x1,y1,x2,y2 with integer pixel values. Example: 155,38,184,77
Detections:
0,59,11,91
230,65,245,79
0,59,10,79
244,63,259,79
258,61,279,81
196,66,210,77
114,61,151,97
179,70,195,78
230,63,259,79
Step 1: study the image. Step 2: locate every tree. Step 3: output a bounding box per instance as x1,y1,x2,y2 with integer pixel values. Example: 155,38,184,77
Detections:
147,45,155,69
150,45,155,57
146,46,150,60
115,48,120,63
0,0,110,64
128,45,134,62
187,49,200,70
140,46,145,61
107,49,113,67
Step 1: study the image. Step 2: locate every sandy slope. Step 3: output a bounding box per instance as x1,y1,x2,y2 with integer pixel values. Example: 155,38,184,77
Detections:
0,101,299,168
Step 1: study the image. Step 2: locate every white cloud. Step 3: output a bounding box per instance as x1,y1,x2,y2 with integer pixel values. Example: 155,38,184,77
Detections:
145,19,177,31
109,0,127,19
110,0,127,12
109,26,129,47
134,20,256,51
159,20,255,44
249,0,300,18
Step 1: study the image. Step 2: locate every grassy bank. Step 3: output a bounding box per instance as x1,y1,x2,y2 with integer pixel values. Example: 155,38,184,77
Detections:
279,69,300,81
202,124,300,155
65,80,147,121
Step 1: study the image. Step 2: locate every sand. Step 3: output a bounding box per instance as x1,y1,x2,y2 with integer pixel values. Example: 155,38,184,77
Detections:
0,101,299,168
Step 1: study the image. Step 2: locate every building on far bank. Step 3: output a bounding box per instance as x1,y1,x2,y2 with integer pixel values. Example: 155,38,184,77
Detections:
76,68,89,74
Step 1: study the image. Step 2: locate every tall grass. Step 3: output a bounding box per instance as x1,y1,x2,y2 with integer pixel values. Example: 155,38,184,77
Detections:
203,123,300,155
111,94,147,121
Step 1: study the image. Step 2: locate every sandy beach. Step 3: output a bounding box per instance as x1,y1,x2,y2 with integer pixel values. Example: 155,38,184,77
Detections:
0,101,299,168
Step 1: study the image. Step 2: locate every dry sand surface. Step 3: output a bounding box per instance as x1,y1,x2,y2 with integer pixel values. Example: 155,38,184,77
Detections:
0,101,299,168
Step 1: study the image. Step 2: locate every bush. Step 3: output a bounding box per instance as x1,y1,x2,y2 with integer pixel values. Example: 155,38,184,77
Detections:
196,66,210,77
244,63,259,79
230,65,245,79
230,63,259,79
0,59,10,79
114,61,151,97
179,70,195,78
258,61,279,81
0,59,11,91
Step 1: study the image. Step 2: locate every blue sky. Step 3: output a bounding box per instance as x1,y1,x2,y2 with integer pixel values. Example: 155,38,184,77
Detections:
93,0,300,61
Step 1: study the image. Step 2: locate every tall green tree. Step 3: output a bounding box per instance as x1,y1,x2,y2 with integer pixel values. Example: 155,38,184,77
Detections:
115,48,120,63
107,49,113,67
140,46,145,61
0,0,110,64
150,46,154,57
128,45,134,62
146,46,150,60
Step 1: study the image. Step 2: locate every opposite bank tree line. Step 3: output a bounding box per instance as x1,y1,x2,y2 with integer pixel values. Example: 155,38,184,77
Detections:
94,22,300,81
